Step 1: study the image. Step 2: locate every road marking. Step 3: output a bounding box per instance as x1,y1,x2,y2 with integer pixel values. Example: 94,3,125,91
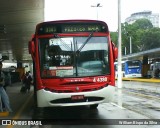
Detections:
122,78,160,83
124,90,160,100
110,102,126,109
6,93,33,128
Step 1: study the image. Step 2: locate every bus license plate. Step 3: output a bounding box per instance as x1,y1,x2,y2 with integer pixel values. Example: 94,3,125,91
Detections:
71,95,84,100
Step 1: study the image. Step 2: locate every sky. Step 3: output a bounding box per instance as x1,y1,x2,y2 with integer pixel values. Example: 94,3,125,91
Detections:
44,0,160,31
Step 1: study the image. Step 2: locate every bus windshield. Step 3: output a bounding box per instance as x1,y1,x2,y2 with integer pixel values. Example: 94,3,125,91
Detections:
127,60,141,68
39,36,110,78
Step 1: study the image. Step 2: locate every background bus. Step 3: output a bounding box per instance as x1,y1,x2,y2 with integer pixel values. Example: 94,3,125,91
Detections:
29,20,118,109
147,62,160,78
115,60,142,78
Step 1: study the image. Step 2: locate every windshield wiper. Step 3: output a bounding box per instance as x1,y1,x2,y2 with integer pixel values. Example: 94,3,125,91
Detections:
54,34,71,51
76,32,94,54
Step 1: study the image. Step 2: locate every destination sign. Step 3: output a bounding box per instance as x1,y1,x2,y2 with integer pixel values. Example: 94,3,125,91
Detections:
37,22,108,34
61,25,102,33
44,26,57,33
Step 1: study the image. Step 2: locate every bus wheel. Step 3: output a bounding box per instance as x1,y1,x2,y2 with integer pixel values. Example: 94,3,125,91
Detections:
90,104,98,109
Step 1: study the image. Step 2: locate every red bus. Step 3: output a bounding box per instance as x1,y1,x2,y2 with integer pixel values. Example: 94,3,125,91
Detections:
29,20,118,109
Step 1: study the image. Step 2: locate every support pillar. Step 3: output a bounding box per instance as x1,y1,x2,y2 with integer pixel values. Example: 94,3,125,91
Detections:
142,55,150,77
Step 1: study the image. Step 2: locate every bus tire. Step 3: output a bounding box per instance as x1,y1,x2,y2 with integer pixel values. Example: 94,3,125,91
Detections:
90,104,98,109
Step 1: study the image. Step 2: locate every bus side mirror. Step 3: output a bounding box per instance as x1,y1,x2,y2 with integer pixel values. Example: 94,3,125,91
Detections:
28,34,35,59
114,47,118,60
28,40,35,59
112,41,118,61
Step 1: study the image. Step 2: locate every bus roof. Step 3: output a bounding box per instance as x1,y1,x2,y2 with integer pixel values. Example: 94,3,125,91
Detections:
114,60,141,64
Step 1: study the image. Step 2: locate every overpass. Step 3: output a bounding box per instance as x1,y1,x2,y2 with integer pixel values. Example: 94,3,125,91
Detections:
123,47,160,62
122,47,160,77
0,0,44,63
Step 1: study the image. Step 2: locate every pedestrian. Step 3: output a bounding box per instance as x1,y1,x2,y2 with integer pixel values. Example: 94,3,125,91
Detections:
4,71,12,90
0,62,12,112
23,71,32,93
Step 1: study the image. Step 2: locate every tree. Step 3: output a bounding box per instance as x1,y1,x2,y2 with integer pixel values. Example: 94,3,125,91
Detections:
111,18,160,55
141,28,160,50
133,18,153,29
110,31,118,46
121,22,138,54
121,19,154,54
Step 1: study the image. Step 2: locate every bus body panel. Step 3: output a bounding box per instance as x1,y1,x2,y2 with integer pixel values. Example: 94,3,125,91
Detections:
124,73,142,78
37,85,115,107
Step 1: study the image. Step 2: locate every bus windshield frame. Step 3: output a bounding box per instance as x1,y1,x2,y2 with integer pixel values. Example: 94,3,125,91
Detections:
38,34,110,78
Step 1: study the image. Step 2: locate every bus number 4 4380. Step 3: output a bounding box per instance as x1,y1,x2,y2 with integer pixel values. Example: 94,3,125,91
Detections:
93,77,107,82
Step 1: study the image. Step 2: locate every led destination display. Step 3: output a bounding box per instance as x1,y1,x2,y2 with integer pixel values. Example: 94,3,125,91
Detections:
37,22,108,34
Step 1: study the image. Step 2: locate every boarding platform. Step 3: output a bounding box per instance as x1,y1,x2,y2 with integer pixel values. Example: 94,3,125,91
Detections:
122,77,160,83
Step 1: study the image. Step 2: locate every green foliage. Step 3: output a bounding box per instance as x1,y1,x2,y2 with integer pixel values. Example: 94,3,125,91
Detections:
110,32,118,46
120,18,160,55
133,18,153,29
141,28,160,50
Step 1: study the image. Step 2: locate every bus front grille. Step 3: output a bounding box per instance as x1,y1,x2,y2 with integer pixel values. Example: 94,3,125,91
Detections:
50,97,104,104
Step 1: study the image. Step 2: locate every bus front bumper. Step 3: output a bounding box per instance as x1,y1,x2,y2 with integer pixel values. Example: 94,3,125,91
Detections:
36,85,115,107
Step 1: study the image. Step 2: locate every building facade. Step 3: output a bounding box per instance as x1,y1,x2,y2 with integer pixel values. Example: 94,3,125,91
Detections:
125,11,159,28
